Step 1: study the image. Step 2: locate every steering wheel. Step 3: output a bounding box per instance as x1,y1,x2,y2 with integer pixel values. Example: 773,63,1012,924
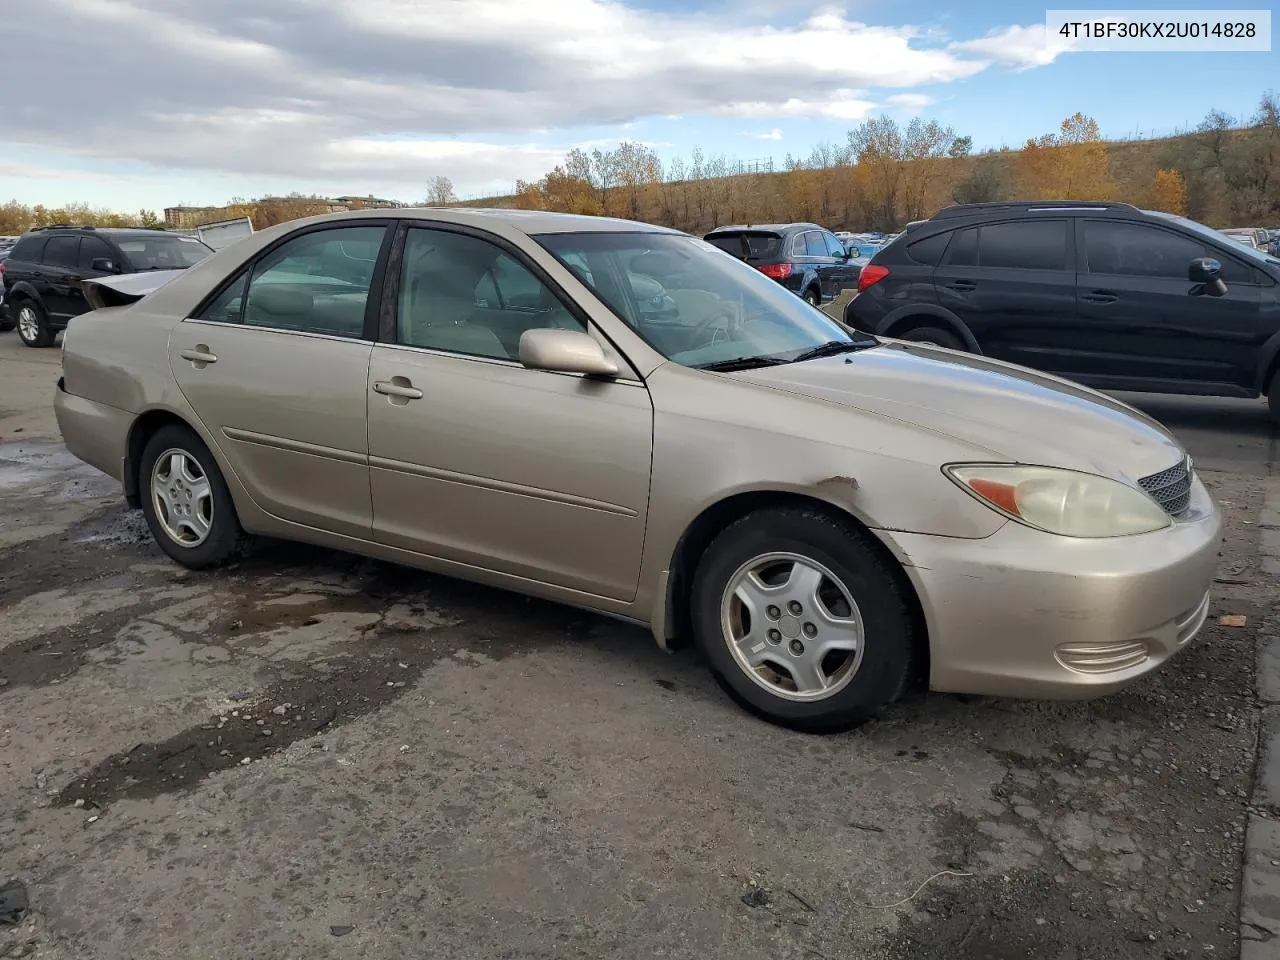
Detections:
689,307,741,346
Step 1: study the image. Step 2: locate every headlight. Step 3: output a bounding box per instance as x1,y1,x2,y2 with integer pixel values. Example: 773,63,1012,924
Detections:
944,464,1173,538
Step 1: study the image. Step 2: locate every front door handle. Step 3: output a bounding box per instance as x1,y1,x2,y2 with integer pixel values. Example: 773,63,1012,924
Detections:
373,379,423,400
179,346,218,365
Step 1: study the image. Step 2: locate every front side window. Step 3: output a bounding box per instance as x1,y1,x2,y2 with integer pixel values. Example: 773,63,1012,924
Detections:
823,232,846,258
397,227,586,360
1082,221,1204,279
79,236,115,271
115,235,213,271
535,232,871,369
200,225,386,336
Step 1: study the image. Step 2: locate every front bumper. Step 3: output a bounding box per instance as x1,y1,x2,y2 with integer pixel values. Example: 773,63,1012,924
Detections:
878,474,1222,699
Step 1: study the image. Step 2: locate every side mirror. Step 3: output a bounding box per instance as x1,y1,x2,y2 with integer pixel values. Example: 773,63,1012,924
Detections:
1188,257,1227,297
90,258,117,273
518,328,619,378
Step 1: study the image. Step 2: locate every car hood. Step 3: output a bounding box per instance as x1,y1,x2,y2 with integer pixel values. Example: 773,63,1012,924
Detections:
731,341,1185,484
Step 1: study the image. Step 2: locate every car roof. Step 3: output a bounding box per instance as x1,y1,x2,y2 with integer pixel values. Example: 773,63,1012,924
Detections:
271,207,681,236
705,223,821,235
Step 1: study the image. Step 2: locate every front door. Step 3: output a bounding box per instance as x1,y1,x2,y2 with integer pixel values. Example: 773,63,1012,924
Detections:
1072,218,1265,391
168,223,391,537
932,218,1079,367
367,224,654,601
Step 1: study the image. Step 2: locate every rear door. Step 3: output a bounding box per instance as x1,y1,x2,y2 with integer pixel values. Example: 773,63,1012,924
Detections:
169,222,391,537
931,218,1078,366
39,236,81,322
820,230,857,291
1073,219,1264,390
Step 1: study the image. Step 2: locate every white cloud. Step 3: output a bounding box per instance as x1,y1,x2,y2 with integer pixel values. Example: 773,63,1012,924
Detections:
3,0,1059,197
883,93,932,111
745,128,784,141
949,24,1076,70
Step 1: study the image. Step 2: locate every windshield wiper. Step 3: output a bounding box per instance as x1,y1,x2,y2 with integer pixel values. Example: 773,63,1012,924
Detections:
790,339,873,362
698,355,792,372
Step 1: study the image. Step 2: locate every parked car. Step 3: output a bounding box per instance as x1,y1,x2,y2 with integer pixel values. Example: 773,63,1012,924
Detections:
56,208,1220,732
703,223,860,305
0,237,16,331
2,225,214,347
1221,228,1261,249
846,201,1280,421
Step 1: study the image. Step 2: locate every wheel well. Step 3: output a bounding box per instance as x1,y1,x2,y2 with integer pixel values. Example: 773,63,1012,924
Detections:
124,410,193,507
1264,354,1280,396
664,490,930,685
884,314,973,350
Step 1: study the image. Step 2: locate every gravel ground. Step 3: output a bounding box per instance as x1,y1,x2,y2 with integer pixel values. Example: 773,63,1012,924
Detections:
0,335,1274,960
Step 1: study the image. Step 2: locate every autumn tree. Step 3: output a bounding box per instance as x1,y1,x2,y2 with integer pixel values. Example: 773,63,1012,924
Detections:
949,136,973,159
426,176,456,205
847,115,958,229
1017,112,1115,200
952,155,1010,204
1149,169,1188,215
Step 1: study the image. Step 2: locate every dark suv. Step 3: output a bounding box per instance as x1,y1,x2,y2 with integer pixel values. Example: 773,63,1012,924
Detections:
847,201,1280,419
1,225,214,347
704,223,859,305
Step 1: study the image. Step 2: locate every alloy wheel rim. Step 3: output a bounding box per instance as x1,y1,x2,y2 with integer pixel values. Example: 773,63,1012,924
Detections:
17,306,38,342
150,448,214,547
720,551,865,702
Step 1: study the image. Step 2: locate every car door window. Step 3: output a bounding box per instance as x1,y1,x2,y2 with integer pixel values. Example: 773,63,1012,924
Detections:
805,232,829,257
1083,220,1252,283
201,226,386,337
43,237,80,269
78,236,114,271
821,232,844,258
946,227,978,266
398,227,586,361
977,221,1068,270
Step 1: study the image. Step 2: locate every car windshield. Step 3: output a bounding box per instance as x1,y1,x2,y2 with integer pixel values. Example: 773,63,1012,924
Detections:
116,235,214,271
1146,211,1280,267
535,231,873,369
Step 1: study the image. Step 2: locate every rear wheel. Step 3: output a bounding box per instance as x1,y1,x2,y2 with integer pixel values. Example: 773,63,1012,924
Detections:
690,506,919,733
803,287,821,307
138,424,249,569
897,325,964,350
15,300,54,348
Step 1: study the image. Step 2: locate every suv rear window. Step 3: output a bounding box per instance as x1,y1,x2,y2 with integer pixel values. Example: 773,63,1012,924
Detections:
705,232,782,260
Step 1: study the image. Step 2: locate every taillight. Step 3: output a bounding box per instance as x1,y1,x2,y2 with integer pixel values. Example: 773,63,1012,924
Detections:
756,263,793,280
857,264,888,292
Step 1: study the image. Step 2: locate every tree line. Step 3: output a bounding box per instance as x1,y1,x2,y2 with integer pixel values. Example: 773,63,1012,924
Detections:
1,92,1275,237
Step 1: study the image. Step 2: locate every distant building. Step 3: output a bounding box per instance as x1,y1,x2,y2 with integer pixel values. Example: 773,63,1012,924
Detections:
164,206,228,228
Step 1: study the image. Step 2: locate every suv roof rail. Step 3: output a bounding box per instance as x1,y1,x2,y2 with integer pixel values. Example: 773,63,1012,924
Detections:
930,201,1139,220
32,223,96,231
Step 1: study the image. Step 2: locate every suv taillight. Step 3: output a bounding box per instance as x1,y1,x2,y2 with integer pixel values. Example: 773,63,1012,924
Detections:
857,264,888,292
756,263,793,280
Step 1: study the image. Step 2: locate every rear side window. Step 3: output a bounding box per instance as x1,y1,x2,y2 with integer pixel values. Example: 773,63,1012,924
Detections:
43,236,81,268
978,221,1068,270
947,228,978,266
705,232,781,260
804,232,828,257
906,231,950,265
10,236,45,261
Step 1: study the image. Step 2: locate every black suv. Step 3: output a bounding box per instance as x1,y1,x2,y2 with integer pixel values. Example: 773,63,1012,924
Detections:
704,223,860,305
847,201,1280,419
1,225,214,347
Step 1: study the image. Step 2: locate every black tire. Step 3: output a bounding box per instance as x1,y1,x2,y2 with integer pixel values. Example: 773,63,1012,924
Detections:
898,325,965,351
138,424,250,569
690,506,919,734
803,287,821,307
1269,377,1280,424
15,299,54,348
0,313,14,333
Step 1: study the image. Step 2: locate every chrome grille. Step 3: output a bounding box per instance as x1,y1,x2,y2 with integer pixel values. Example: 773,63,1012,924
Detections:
1138,457,1192,517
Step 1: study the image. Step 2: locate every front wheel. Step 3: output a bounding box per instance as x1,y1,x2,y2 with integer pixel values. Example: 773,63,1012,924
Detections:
690,507,919,733
138,424,249,569
15,301,54,347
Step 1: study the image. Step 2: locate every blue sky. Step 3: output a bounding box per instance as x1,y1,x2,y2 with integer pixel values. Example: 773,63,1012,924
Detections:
2,0,1274,211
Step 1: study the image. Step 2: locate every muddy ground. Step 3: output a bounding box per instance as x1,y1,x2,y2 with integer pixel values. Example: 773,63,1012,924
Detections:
0,333,1276,960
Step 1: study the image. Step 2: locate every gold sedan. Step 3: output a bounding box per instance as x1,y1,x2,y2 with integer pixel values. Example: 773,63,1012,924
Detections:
54,209,1222,732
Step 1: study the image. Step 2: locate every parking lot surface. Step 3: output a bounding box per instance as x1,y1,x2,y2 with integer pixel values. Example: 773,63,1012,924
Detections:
0,332,1276,959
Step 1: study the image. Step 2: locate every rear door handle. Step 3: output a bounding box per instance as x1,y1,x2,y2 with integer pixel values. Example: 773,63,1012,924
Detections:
1082,291,1118,304
179,347,218,365
373,379,423,400
944,280,976,292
